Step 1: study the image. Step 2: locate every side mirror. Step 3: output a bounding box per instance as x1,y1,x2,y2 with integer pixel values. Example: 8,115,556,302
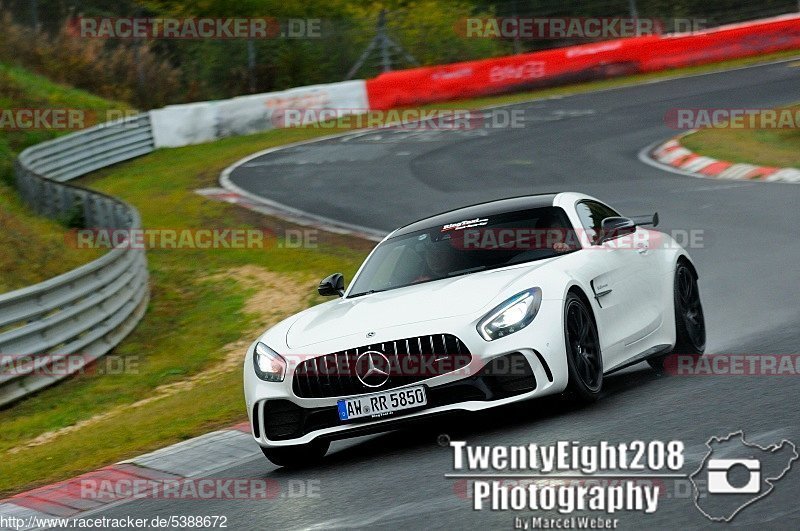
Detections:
318,273,345,297
599,216,636,243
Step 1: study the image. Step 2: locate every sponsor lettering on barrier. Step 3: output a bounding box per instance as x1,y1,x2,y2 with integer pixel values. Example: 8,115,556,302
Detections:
366,16,800,110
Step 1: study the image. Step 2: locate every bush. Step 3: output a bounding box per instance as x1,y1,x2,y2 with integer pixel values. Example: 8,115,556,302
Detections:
0,14,183,109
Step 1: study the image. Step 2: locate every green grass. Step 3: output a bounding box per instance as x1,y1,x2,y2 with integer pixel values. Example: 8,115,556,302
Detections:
2,49,800,495
0,62,127,184
0,62,127,292
0,186,103,293
681,105,800,169
0,129,373,495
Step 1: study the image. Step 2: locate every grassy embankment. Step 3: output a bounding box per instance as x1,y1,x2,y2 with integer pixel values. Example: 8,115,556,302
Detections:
0,63,118,292
681,104,800,169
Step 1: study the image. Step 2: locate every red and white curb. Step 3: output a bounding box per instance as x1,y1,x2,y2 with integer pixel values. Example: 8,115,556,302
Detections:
0,423,258,530
647,135,800,183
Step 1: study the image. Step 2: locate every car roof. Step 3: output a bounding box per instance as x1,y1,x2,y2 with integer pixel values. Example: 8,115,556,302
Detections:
391,193,559,238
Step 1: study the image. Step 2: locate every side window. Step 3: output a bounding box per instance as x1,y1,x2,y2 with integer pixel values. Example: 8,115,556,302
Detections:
576,201,621,244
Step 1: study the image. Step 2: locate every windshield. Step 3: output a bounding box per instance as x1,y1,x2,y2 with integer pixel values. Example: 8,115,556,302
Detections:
348,207,578,297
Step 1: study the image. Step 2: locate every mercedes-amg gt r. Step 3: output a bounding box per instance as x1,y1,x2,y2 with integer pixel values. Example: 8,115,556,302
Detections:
244,192,706,466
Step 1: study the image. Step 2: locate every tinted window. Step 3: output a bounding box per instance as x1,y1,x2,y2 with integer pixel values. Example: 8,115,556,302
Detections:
575,201,621,244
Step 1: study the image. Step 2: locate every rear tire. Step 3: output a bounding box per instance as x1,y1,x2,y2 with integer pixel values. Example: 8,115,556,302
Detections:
261,440,329,468
563,293,603,402
649,262,705,372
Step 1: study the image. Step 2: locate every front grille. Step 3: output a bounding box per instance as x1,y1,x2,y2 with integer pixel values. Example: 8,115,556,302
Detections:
292,334,471,398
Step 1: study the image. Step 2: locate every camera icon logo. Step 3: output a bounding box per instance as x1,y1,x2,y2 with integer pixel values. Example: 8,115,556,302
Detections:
707,458,760,494
691,431,798,522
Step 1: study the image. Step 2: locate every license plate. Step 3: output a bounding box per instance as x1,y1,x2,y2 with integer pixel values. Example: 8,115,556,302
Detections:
337,385,427,421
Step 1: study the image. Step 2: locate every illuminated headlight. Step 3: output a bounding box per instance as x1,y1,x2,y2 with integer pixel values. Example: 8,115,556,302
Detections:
477,288,542,341
253,342,286,382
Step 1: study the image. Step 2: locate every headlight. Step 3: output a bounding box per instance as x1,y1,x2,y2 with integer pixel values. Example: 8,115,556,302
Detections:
477,288,542,341
253,342,286,382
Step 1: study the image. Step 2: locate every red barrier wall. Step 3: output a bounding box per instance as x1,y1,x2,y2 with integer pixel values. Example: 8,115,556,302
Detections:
365,14,800,110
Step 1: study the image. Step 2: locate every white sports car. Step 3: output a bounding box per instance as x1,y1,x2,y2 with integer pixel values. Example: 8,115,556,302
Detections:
244,192,705,466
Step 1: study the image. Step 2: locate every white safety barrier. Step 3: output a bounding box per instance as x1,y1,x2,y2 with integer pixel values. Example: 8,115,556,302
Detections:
149,80,368,147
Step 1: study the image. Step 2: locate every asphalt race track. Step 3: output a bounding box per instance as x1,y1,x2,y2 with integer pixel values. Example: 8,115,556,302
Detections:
96,60,800,529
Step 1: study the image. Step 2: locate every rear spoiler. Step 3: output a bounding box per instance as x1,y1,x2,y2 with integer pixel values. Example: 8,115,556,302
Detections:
630,212,659,227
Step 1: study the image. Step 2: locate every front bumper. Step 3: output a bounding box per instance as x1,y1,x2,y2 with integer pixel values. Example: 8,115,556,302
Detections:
244,298,567,447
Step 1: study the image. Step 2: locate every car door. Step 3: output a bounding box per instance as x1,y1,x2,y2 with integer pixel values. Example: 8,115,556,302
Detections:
572,200,660,367
627,224,666,342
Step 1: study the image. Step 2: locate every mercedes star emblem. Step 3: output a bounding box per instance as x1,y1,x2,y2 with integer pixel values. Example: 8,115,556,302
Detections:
355,351,391,388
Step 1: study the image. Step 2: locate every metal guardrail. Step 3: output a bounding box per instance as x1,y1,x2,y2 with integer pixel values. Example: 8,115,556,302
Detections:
0,114,153,406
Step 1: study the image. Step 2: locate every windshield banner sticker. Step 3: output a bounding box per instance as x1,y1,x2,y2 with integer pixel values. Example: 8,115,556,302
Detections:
442,217,489,232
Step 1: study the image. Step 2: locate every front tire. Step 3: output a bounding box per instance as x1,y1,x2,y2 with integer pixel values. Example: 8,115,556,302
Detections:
563,292,603,402
649,261,705,372
261,440,329,468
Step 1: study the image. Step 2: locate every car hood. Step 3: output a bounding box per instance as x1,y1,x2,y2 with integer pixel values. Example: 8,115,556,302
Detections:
286,261,553,349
